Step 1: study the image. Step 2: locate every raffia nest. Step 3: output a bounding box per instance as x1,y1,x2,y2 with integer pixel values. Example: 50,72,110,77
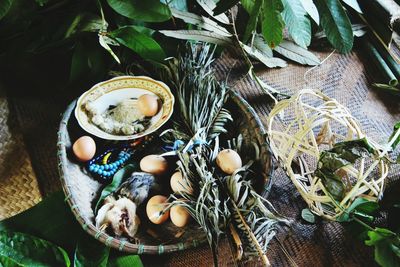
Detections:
266,89,392,221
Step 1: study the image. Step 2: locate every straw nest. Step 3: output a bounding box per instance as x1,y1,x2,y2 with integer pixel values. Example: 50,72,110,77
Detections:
266,89,393,221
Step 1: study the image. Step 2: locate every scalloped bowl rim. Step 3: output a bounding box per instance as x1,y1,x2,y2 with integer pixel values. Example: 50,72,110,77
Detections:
74,76,175,140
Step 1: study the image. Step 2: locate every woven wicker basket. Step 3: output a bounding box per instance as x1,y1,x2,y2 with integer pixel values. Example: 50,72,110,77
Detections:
57,90,273,254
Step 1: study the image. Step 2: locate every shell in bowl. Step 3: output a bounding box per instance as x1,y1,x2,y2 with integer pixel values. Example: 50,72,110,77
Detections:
75,76,174,140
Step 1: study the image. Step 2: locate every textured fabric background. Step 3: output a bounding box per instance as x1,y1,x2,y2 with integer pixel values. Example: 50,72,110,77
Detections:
2,39,400,266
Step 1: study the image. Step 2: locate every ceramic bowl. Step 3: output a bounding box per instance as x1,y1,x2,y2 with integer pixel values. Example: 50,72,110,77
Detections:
75,76,174,140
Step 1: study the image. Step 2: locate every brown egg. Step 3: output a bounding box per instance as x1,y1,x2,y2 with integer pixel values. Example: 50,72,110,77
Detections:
216,149,242,174
170,204,191,227
146,195,169,224
137,94,159,117
72,136,96,162
170,171,193,194
140,155,168,175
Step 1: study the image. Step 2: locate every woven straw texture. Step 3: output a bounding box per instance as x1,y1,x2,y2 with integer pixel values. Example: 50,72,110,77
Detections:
2,38,400,266
56,90,273,255
0,86,42,220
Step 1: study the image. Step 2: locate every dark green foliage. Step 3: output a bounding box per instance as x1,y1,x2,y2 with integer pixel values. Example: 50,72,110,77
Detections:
74,233,110,267
0,231,71,266
106,0,171,22
315,138,373,200
313,0,353,53
213,0,240,15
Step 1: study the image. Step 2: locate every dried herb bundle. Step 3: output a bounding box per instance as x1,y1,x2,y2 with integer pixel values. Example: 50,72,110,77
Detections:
162,42,287,266
160,43,232,143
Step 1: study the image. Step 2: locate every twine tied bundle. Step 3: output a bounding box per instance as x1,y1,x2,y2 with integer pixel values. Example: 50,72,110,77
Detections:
266,89,393,221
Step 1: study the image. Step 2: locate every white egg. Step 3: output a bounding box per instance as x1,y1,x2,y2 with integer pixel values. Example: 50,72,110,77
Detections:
216,149,242,174
140,155,168,175
170,204,191,227
170,171,193,194
72,136,96,162
146,195,170,224
137,94,159,117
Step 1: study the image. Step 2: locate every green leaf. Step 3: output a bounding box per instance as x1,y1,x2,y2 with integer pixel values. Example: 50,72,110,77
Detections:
301,208,316,223
242,42,287,68
365,228,400,267
106,0,171,22
70,42,89,82
371,227,393,240
159,30,232,46
0,231,70,267
170,8,231,36
74,233,110,267
300,0,319,25
316,170,346,200
338,197,379,222
241,0,256,13
392,244,400,257
261,0,285,48
330,138,374,162
213,0,239,15
281,0,311,48
389,122,400,149
95,164,137,213
350,198,379,215
243,0,263,42
99,35,121,64
108,255,143,267
0,191,81,252
373,83,400,95
64,13,104,39
109,26,166,62
253,34,273,57
315,23,367,39
196,0,230,24
314,0,353,53
318,151,350,171
315,138,373,201
342,0,362,13
128,25,155,36
161,0,188,11
0,0,13,20
274,40,320,65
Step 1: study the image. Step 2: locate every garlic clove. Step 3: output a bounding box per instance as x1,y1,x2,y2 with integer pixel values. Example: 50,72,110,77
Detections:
95,202,114,229
106,206,124,236
95,197,140,238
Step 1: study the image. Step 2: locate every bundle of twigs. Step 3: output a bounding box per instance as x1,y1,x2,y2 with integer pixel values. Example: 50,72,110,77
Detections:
266,89,396,221
161,42,288,266
160,44,232,143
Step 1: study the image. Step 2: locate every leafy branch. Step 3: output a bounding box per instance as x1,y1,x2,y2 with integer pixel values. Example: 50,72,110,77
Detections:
0,0,362,91
302,122,400,267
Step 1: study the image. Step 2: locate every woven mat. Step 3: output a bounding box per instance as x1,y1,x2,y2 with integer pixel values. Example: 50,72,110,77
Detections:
0,86,42,220
3,41,400,266
215,50,398,267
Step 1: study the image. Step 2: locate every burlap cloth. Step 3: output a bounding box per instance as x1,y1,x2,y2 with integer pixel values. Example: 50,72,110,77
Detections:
2,37,400,265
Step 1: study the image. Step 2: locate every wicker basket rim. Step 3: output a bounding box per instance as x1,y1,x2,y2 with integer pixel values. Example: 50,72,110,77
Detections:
57,90,273,254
